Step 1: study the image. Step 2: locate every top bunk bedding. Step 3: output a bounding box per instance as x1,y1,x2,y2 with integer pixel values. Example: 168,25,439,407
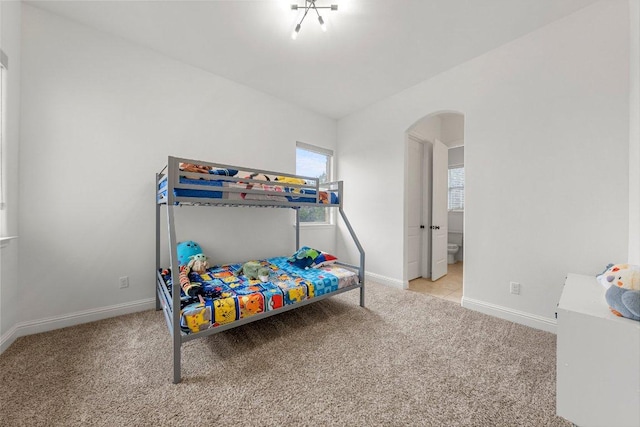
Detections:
157,157,340,207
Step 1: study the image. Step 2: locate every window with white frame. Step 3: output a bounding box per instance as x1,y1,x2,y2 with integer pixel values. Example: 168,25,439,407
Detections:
295,141,333,224
448,166,464,211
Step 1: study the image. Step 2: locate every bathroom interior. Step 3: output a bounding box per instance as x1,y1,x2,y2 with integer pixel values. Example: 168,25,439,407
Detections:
407,112,464,303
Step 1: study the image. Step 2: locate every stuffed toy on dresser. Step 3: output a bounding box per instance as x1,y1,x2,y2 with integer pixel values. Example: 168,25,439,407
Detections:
597,264,640,321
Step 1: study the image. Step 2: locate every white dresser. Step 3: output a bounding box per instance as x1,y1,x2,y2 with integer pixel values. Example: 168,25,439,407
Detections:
556,273,640,427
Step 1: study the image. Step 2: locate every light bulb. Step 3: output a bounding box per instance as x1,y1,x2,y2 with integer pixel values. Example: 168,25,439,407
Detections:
292,23,301,40
318,16,326,32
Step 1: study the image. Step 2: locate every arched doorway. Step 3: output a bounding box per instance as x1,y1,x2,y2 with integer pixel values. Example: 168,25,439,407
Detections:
404,111,465,303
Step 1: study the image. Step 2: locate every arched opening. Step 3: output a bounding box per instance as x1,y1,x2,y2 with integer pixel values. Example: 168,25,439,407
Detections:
404,111,465,303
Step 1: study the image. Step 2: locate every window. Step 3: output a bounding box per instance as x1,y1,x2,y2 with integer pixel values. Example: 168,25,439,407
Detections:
448,166,464,211
295,141,333,224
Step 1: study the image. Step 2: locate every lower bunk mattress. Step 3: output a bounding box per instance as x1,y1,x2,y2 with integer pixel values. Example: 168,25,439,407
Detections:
159,257,359,334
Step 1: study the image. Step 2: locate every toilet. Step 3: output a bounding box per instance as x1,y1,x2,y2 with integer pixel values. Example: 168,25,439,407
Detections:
447,243,459,264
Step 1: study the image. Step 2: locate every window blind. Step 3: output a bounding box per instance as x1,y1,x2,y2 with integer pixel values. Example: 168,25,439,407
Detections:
448,166,464,210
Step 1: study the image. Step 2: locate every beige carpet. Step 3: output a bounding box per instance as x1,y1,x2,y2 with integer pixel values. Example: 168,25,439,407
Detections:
0,282,569,426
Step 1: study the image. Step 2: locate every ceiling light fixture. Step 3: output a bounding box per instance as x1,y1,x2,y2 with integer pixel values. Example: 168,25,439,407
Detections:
291,0,338,39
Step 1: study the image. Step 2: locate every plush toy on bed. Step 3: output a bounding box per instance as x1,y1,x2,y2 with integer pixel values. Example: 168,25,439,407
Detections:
176,240,211,297
187,253,210,274
287,246,322,269
597,263,640,321
179,264,202,297
177,241,203,266
237,261,271,282
179,162,212,174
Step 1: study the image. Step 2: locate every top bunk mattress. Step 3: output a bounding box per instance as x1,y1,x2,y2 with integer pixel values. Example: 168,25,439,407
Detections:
157,158,340,206
158,177,339,204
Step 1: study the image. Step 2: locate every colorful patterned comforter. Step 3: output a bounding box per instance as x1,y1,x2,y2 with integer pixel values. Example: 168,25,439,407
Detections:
159,257,358,334
158,176,339,204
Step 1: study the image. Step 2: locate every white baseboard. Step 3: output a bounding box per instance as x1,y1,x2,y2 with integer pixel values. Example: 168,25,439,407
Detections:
0,298,155,355
0,324,19,354
462,296,557,333
366,272,406,289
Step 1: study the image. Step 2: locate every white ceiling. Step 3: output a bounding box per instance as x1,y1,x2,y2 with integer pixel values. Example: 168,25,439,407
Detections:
27,0,601,119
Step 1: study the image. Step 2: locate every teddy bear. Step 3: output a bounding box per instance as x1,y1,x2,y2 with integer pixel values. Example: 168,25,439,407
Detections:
597,263,640,321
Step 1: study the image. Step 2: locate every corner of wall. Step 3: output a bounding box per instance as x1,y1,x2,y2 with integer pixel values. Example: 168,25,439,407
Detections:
0,0,22,352
629,0,640,265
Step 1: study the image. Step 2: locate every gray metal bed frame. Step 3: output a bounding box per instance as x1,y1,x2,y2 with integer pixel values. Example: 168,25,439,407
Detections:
155,156,365,383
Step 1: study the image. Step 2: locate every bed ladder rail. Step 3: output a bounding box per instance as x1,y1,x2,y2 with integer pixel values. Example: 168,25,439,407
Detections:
338,195,365,307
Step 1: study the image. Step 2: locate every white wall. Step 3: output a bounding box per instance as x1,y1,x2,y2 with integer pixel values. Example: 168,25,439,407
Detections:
448,146,464,167
337,0,630,331
630,0,640,265
0,1,21,351
411,115,441,142
441,114,465,147
17,5,337,331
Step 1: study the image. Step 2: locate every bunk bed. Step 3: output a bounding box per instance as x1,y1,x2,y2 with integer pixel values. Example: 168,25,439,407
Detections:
156,156,365,383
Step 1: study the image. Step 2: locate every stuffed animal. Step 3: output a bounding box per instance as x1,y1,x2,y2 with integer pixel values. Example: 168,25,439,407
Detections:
187,253,210,274
237,261,271,282
179,264,202,297
177,241,203,265
597,264,640,321
288,246,320,269
180,162,212,174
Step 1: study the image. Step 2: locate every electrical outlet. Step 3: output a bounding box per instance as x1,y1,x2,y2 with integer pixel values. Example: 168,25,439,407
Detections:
510,281,520,295
119,276,129,289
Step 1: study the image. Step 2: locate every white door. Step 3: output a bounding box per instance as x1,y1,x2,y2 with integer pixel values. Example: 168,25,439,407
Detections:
407,137,424,280
431,139,448,281
421,140,432,279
